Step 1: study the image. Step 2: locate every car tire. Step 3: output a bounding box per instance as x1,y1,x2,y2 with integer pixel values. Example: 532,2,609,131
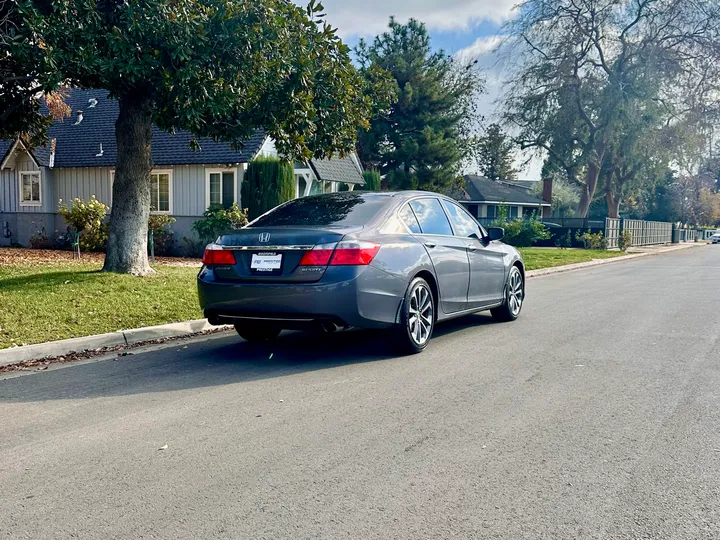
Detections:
395,277,435,354
234,323,281,343
491,266,524,323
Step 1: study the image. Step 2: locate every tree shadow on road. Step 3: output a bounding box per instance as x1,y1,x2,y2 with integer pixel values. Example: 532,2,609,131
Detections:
0,314,497,402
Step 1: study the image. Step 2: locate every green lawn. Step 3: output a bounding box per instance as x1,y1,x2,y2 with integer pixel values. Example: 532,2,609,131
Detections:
0,262,201,349
519,247,628,271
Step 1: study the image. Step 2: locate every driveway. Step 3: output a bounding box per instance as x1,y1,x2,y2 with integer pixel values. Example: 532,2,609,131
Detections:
1,246,718,539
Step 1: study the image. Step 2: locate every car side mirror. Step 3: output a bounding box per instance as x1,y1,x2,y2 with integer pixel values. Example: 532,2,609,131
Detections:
487,227,504,242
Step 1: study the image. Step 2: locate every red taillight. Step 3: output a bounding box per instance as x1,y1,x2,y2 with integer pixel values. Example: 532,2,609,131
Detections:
299,250,334,266
202,247,236,266
330,242,380,266
298,243,337,266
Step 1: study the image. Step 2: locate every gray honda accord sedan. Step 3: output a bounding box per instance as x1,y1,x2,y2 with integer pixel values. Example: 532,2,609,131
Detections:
198,191,525,353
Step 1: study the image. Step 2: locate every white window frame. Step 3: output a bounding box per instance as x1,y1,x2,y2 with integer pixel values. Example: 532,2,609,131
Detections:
19,171,42,207
150,169,173,214
205,168,238,209
294,169,313,199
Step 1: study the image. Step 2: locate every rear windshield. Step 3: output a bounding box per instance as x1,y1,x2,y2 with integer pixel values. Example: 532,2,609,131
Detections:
249,193,389,228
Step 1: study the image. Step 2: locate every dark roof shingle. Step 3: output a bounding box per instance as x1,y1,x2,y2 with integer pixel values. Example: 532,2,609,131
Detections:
40,89,265,168
0,140,14,165
308,155,364,185
459,175,549,206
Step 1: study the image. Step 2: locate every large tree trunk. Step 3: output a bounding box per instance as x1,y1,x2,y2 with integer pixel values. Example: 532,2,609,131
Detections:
606,187,620,218
574,159,602,218
103,93,154,275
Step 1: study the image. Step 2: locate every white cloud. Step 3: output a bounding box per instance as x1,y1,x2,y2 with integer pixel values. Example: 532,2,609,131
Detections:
457,35,505,58
318,0,518,37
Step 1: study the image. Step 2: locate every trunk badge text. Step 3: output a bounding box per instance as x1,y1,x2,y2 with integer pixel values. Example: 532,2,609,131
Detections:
258,233,271,243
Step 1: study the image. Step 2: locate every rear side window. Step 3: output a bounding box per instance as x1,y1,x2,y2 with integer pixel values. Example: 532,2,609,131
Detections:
398,204,421,234
442,200,481,238
409,198,453,236
250,193,388,227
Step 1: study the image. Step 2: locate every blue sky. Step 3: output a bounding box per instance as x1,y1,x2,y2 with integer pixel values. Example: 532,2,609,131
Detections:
317,1,542,179
322,1,514,59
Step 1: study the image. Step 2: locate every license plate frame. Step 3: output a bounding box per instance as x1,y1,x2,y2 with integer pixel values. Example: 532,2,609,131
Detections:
250,252,283,274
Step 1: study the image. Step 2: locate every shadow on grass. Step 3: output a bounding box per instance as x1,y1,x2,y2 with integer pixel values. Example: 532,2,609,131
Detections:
0,269,105,293
0,313,498,402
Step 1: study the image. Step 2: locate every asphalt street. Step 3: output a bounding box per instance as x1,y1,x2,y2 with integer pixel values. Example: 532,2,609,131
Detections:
1,246,719,539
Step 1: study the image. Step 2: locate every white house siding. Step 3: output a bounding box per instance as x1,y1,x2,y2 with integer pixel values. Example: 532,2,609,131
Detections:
0,151,56,245
0,168,15,213
53,167,114,208
0,153,55,214
4,162,249,250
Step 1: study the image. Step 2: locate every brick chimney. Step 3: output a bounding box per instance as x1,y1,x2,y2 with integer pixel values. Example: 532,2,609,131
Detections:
541,177,553,218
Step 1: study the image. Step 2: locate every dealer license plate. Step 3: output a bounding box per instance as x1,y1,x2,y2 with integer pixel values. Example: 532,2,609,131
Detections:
251,253,282,272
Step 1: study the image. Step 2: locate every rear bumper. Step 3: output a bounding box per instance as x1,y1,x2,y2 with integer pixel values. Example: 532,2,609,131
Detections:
198,265,407,330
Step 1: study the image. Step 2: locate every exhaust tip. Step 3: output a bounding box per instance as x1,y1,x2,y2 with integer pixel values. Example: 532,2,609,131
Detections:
321,322,339,333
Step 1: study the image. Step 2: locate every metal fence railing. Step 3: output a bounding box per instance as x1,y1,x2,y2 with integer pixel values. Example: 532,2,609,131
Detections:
604,218,672,247
477,213,708,247
605,218,620,249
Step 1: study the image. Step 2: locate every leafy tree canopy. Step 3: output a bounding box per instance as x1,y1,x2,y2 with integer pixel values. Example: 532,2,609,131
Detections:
1,0,393,274
3,0,390,158
504,0,720,218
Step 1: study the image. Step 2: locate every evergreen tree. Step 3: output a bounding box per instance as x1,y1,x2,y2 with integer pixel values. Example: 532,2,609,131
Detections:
356,18,483,193
475,124,518,181
242,158,295,220
362,170,382,191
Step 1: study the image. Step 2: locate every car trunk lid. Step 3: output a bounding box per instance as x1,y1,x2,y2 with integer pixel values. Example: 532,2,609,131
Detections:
210,227,359,282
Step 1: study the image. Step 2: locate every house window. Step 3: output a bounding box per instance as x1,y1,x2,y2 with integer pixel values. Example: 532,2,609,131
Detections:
486,205,497,219
509,206,519,219
150,171,172,213
19,171,41,206
206,169,236,209
296,175,308,198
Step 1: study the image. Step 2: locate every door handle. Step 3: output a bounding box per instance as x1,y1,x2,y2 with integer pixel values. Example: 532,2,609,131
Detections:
467,245,478,252
424,241,437,248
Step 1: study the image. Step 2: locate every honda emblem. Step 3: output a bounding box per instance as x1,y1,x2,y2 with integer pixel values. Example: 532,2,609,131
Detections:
258,232,271,243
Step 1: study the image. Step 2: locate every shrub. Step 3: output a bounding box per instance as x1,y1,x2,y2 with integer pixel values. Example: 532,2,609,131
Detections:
192,203,248,244
618,230,632,252
555,229,573,249
79,223,109,252
363,169,381,191
490,211,550,248
148,213,177,256
180,236,206,258
58,196,109,252
576,230,608,250
58,196,108,233
241,157,295,220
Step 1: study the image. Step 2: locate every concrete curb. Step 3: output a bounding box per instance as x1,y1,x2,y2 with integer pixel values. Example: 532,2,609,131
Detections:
0,319,232,368
526,242,702,279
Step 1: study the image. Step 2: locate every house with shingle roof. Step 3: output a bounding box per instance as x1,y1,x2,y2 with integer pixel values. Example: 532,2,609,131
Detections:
454,174,551,222
0,88,365,248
